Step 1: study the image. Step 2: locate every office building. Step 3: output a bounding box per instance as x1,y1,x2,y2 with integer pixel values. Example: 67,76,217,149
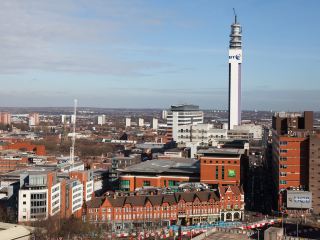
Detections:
166,104,203,141
18,171,60,222
199,148,248,188
271,111,313,209
228,14,242,130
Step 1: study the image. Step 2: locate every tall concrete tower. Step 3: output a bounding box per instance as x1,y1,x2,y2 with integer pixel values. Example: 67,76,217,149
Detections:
228,10,242,130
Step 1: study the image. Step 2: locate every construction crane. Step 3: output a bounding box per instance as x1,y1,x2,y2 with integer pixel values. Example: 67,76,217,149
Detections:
69,99,77,166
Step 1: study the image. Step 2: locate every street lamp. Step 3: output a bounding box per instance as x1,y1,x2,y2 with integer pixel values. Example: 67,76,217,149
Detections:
257,228,261,240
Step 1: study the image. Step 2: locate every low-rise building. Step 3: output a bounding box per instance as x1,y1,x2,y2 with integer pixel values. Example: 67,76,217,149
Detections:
118,159,199,191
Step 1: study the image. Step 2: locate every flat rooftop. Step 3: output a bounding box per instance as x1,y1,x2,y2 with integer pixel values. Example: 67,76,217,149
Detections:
198,148,245,156
205,231,250,240
119,158,199,175
170,104,200,111
0,222,33,239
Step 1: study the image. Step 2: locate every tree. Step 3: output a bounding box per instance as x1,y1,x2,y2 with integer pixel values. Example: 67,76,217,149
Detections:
31,216,106,239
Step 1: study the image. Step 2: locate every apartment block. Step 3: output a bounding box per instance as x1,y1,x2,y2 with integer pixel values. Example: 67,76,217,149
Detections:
0,112,11,125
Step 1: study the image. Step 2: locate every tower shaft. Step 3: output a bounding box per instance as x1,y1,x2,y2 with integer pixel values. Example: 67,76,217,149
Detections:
228,15,242,130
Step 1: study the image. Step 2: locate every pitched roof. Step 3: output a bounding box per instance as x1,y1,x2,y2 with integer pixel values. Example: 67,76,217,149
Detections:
88,190,222,209
87,197,104,208
218,186,243,197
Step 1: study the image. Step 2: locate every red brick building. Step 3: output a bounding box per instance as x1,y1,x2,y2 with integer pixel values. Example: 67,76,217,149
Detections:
84,187,244,232
3,142,46,156
0,156,28,173
118,159,199,192
271,111,313,210
199,148,248,188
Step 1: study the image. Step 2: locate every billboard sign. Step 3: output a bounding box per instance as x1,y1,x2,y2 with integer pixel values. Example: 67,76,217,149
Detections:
286,190,312,209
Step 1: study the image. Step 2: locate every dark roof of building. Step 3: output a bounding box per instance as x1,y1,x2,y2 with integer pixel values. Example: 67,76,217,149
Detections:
218,186,243,197
119,159,199,175
86,197,104,208
198,148,244,157
170,104,200,112
91,191,221,209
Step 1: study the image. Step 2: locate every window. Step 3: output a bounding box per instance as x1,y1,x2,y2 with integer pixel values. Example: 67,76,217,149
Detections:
280,141,288,146
23,194,26,198
120,180,130,191
280,149,288,153
143,181,151,187
280,180,287,184
222,166,225,180
280,172,287,177
215,166,219,179
23,201,26,205
168,180,177,187
280,164,287,169
280,157,287,161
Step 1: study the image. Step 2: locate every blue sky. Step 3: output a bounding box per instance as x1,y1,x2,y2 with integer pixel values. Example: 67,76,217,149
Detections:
0,0,319,110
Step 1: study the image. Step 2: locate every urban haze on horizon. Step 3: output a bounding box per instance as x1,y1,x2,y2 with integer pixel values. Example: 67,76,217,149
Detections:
0,0,319,111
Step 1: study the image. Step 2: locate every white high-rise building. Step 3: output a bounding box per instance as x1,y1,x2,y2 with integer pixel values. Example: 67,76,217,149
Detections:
167,104,203,141
125,117,131,127
152,118,158,130
228,13,242,130
61,114,67,124
97,115,106,125
138,118,144,127
162,110,168,120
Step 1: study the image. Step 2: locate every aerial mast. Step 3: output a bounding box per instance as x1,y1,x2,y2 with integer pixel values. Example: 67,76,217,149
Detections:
69,99,77,166
233,8,237,23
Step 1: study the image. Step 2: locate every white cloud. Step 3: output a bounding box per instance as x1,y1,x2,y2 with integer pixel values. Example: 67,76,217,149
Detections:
0,0,173,75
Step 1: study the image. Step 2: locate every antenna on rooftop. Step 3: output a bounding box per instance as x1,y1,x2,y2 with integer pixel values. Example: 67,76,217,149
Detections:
69,99,77,167
233,8,237,23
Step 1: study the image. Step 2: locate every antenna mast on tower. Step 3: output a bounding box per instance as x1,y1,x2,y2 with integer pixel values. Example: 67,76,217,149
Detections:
233,8,237,23
70,99,77,166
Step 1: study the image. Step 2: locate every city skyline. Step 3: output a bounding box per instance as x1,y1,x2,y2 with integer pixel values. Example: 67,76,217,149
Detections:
0,0,319,110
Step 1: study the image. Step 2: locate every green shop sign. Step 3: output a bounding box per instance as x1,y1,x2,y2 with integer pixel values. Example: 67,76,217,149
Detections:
228,169,236,177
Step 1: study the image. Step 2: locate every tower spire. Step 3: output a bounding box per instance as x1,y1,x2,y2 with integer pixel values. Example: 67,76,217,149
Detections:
233,8,237,23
